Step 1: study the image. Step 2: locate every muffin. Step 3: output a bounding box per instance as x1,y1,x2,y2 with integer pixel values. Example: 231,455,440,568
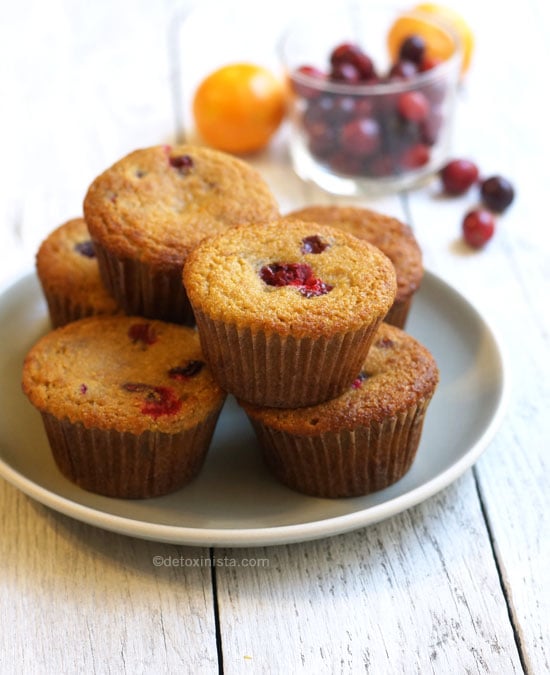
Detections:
36,217,119,328
285,205,423,328
241,322,439,498
22,316,226,498
184,218,397,408
83,144,280,324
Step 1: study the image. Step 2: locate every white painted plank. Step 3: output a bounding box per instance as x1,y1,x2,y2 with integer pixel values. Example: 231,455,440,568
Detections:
0,1,220,672
404,1,550,671
215,475,522,674
0,480,218,673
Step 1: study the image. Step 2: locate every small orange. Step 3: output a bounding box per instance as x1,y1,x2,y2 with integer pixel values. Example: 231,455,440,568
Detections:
192,63,286,155
414,3,474,74
387,4,474,76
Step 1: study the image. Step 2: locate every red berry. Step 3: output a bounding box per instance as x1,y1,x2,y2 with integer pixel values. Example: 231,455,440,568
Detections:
292,65,326,99
440,159,480,195
388,60,418,79
462,209,496,249
480,175,515,212
339,117,381,156
419,55,442,72
330,43,375,80
330,61,361,84
259,262,333,297
397,91,430,122
301,235,329,254
400,143,430,169
398,35,426,64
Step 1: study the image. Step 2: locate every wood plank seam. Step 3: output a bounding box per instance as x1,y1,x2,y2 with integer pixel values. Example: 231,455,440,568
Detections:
473,467,529,675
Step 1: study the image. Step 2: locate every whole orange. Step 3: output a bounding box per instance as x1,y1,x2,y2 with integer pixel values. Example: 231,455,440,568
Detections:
193,63,286,155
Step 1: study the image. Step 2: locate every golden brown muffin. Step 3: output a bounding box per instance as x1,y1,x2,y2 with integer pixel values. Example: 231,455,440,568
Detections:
285,205,423,328
242,322,439,498
22,316,226,498
36,217,119,327
83,144,280,324
184,218,397,408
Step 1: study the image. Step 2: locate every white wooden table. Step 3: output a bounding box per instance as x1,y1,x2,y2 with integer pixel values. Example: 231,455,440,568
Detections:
1,0,548,672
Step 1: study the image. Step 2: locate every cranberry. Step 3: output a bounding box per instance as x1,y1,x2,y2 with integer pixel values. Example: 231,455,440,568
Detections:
301,235,329,254
328,152,365,176
419,56,442,72
331,96,358,122
398,35,426,64
480,175,515,212
368,155,396,178
79,384,88,394
397,91,430,122
388,60,418,80
128,323,157,346
340,117,381,157
307,122,338,159
121,383,182,418
352,371,368,389
74,240,96,258
440,159,480,195
399,143,430,169
260,262,333,297
303,95,337,125
168,361,204,380
330,43,375,80
330,61,361,84
462,209,496,248
169,154,193,173
292,65,326,99
261,262,311,287
375,336,395,349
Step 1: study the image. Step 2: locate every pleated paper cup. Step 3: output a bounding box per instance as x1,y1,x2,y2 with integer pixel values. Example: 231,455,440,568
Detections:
194,307,384,408
246,397,432,498
94,242,195,326
41,407,223,499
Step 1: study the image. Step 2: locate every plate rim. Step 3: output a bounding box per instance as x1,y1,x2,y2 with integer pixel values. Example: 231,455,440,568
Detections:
0,267,509,547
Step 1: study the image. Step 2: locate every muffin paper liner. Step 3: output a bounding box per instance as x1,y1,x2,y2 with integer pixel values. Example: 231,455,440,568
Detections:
41,406,223,499
247,397,432,498
194,308,383,408
94,242,195,325
384,296,413,330
41,289,119,328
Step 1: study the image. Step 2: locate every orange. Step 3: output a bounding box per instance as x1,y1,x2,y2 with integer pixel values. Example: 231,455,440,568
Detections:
192,63,286,155
414,3,474,74
387,4,474,75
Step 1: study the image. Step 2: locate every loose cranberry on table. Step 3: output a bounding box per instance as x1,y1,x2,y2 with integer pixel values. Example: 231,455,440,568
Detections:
480,175,515,212
440,159,480,195
462,209,496,249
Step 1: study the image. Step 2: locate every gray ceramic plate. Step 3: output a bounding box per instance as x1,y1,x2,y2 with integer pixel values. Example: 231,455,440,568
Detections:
0,270,507,547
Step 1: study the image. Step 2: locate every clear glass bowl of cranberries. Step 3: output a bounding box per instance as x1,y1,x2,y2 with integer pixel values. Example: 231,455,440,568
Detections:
279,4,462,195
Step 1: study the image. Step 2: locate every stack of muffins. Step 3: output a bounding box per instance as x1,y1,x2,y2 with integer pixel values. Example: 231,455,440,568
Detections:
22,144,438,500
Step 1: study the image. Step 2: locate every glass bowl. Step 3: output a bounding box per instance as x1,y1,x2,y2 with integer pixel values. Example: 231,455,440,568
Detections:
279,4,462,195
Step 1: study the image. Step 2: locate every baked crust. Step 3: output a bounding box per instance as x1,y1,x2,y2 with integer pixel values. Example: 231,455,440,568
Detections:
183,218,397,338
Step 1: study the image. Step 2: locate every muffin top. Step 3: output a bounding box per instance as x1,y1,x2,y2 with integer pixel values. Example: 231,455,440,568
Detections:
83,144,279,268
183,218,397,337
242,322,439,433
22,316,226,435
285,205,423,303
36,217,119,316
